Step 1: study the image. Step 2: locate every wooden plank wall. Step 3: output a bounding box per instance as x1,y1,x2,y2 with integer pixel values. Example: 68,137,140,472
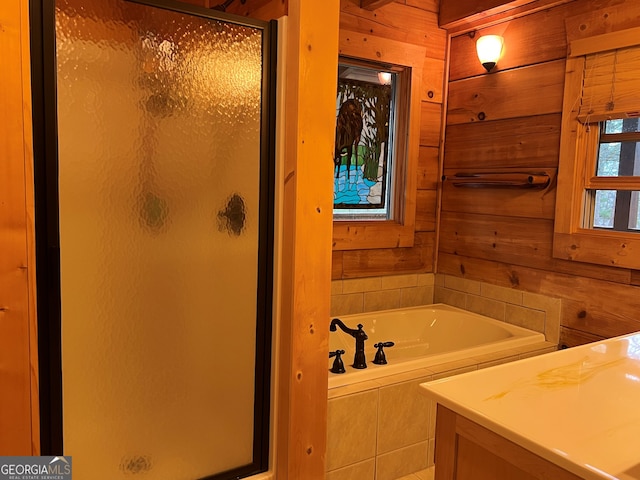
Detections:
0,0,39,455
224,0,286,19
440,0,640,347
178,0,286,22
331,0,446,280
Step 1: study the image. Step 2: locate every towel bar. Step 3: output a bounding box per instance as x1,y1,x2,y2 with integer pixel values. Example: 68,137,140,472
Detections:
444,172,550,188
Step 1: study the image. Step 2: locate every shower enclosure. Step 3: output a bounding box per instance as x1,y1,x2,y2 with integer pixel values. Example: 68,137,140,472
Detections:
31,0,276,478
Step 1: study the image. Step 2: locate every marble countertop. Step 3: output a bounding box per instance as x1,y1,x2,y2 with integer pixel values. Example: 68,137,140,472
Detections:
420,332,640,480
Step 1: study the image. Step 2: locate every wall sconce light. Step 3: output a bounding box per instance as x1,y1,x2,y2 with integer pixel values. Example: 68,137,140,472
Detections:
476,35,504,72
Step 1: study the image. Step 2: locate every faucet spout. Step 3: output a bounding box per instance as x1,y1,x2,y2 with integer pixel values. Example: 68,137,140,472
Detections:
330,318,359,336
329,318,368,369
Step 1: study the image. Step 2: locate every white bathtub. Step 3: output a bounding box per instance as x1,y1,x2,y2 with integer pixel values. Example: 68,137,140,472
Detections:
328,303,546,389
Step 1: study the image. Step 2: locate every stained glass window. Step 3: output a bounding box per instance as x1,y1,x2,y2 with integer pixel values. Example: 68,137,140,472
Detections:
333,60,401,220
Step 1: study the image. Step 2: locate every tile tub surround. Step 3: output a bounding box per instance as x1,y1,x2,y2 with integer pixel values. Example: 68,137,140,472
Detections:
330,273,562,347
434,274,561,345
330,273,435,317
326,341,557,480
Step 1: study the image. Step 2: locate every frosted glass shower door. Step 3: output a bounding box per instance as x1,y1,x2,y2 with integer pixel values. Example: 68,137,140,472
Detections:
53,1,274,479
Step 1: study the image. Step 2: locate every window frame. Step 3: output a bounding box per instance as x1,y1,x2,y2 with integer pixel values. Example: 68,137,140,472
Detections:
333,58,405,220
587,120,640,231
553,28,640,269
332,31,425,251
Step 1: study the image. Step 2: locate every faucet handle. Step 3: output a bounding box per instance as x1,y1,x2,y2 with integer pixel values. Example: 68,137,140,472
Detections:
373,341,395,365
329,349,346,374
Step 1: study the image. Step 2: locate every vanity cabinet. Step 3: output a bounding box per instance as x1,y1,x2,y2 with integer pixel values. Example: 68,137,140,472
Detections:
433,405,581,480
420,332,640,480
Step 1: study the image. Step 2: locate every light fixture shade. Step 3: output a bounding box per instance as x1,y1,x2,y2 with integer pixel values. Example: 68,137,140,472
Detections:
476,35,504,72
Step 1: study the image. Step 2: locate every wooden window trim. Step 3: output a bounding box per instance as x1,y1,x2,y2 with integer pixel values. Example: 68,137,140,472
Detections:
333,31,425,251
553,29,640,269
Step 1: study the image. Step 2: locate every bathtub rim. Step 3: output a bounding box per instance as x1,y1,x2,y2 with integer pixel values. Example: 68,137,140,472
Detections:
328,303,547,390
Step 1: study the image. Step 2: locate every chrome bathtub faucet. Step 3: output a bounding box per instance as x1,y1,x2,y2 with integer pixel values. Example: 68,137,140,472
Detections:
329,318,368,369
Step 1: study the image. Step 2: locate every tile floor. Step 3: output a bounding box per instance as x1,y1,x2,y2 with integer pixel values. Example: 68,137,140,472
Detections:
396,466,434,480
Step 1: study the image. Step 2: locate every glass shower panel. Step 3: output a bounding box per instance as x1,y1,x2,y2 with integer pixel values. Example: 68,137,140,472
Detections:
55,0,269,478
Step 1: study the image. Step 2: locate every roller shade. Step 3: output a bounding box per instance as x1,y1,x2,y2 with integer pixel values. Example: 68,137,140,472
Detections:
578,45,640,123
